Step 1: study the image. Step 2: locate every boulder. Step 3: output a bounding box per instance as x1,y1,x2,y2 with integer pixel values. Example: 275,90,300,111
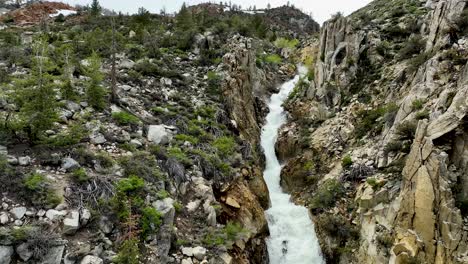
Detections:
62,158,80,172
90,133,107,145
46,209,67,221
18,156,31,166
98,216,114,234
16,243,33,261
118,59,135,69
0,246,13,264
10,207,26,219
63,210,80,235
80,255,103,264
153,198,175,225
147,125,175,145
0,213,9,225
192,246,207,261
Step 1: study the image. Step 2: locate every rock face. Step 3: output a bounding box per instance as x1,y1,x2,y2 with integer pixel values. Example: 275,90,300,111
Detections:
279,0,468,263
221,35,267,146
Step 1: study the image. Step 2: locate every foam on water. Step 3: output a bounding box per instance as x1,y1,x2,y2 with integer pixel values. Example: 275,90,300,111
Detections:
261,66,324,264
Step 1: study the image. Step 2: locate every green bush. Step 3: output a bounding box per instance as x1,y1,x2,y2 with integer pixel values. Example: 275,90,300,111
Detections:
264,54,282,64
116,175,145,194
274,38,299,49
310,179,345,210
398,35,425,60
112,111,140,126
415,110,430,120
23,173,62,208
213,136,236,156
207,71,222,96
120,152,163,181
140,207,162,239
396,120,417,140
72,168,89,183
384,140,403,153
174,134,199,145
355,106,387,138
44,124,87,147
167,147,192,166
411,99,424,110
114,238,140,264
341,155,353,169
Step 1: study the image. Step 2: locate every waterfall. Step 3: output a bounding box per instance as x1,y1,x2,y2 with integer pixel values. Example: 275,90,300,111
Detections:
260,66,324,264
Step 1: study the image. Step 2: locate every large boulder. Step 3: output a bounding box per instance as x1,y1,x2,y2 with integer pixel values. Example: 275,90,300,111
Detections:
0,246,13,264
147,125,176,145
80,255,103,264
63,210,80,235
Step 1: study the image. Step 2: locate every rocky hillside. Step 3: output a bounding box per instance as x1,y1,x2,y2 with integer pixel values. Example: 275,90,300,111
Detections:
0,2,308,264
281,0,468,263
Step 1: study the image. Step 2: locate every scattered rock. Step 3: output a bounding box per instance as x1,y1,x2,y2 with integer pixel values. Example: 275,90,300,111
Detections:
0,213,9,225
192,246,207,261
63,210,80,235
0,246,13,264
225,196,241,209
147,125,175,145
46,209,67,221
62,158,80,172
80,255,104,264
18,156,31,166
10,207,27,219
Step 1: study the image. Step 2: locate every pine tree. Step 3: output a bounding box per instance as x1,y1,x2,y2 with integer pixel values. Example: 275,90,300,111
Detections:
84,53,107,110
90,0,101,17
176,2,193,31
15,40,58,141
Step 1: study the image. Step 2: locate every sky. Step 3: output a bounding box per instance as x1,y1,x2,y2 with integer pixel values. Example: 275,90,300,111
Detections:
62,0,373,25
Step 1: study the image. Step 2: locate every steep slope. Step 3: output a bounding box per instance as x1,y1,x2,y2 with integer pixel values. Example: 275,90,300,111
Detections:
0,3,309,264
282,0,468,263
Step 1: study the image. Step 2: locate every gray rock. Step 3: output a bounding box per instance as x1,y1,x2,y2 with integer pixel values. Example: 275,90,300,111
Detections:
16,243,33,261
80,255,103,264
129,139,143,148
0,246,13,264
6,156,17,165
160,77,172,86
90,133,106,145
18,156,31,166
10,207,26,219
186,200,201,213
181,258,193,264
62,158,80,172
42,244,65,264
0,145,7,156
181,247,194,257
80,208,91,225
0,213,9,225
63,210,80,235
147,125,175,145
46,209,67,221
66,101,81,112
98,216,114,234
192,246,207,261
118,59,135,69
60,109,74,120
153,198,175,225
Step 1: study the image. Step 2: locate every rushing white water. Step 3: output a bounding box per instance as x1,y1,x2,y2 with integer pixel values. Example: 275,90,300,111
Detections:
261,66,324,264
